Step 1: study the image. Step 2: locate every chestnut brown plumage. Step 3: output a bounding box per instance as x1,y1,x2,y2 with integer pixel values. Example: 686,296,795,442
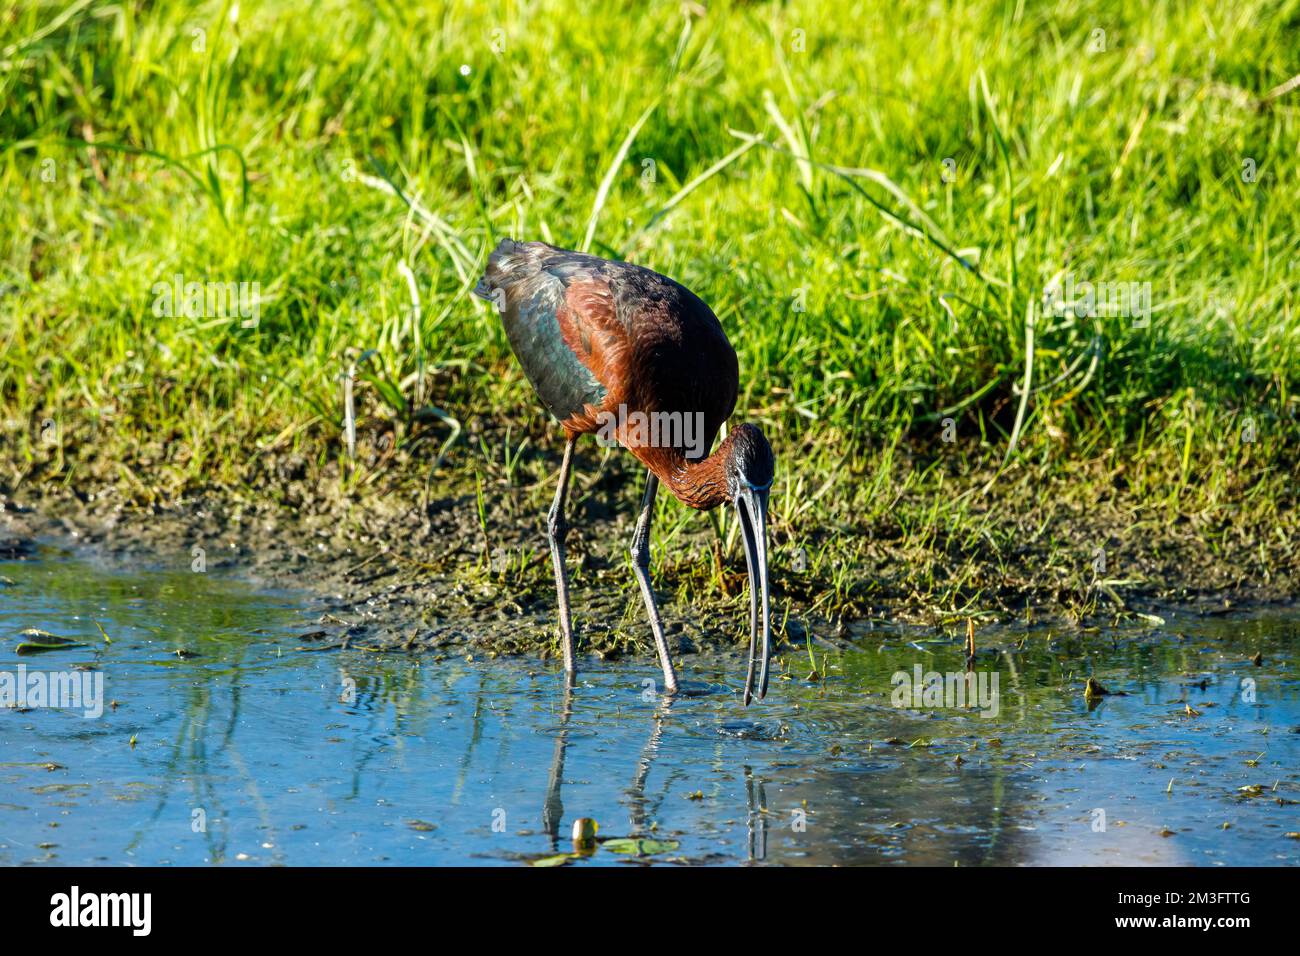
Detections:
473,239,776,704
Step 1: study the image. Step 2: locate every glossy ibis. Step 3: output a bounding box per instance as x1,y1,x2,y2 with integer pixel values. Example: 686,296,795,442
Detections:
474,240,775,704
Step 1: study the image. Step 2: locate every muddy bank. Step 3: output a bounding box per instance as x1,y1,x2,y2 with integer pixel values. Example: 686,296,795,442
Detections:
0,472,767,665
2,432,1296,667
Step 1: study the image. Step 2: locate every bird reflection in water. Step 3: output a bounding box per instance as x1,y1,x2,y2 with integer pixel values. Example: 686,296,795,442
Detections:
537,679,774,864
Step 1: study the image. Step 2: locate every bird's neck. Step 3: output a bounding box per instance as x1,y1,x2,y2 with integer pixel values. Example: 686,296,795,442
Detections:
635,444,731,510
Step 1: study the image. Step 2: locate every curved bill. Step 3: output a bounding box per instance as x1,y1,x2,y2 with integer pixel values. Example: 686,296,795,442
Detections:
735,486,771,705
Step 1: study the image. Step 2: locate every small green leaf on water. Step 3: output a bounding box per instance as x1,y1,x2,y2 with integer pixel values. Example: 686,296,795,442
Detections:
601,838,680,856
93,620,111,644
16,630,87,654
129,735,137,749
530,853,576,867
405,819,437,832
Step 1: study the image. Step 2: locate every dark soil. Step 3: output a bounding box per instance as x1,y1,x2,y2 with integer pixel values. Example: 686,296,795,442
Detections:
2,436,1296,667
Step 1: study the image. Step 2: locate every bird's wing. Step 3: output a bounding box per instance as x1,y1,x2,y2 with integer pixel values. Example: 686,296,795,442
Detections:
475,240,627,427
476,239,738,449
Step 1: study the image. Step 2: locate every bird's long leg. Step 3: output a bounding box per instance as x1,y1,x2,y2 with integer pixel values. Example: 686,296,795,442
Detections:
548,437,578,676
629,472,679,694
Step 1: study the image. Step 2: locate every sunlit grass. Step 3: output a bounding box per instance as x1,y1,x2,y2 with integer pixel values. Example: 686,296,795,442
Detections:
1,0,1297,618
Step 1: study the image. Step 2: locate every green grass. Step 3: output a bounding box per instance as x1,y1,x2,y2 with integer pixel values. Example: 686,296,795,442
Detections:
2,0,1298,622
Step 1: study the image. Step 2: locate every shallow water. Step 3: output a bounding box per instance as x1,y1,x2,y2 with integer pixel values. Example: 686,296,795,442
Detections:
2,547,1297,866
